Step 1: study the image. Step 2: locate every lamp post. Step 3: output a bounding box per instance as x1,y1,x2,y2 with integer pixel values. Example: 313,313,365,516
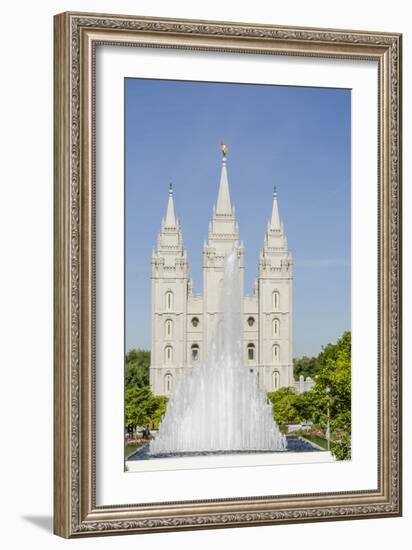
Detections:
325,386,331,452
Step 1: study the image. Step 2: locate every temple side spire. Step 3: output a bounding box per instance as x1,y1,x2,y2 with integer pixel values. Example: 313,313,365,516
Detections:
215,143,232,215
165,181,176,227
258,185,290,278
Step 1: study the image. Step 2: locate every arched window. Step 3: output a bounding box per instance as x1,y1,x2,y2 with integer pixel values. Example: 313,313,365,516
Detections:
165,319,173,338
247,343,255,361
272,290,280,311
247,316,255,327
164,345,173,364
256,370,260,389
272,370,280,390
164,373,173,393
191,317,199,328
272,344,280,362
273,318,280,337
191,344,199,362
165,290,173,311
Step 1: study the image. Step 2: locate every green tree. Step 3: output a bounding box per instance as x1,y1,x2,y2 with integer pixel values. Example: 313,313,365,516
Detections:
294,390,318,423
293,355,319,381
267,387,300,427
124,349,168,434
269,331,351,460
267,387,319,428
125,385,168,431
307,331,352,459
125,349,150,389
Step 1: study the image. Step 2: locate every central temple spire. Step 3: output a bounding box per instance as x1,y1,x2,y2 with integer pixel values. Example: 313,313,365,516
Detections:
204,142,243,268
215,142,232,215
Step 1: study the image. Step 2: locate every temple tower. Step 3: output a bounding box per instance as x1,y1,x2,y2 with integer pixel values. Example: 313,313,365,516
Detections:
255,187,294,391
202,144,244,352
150,184,189,396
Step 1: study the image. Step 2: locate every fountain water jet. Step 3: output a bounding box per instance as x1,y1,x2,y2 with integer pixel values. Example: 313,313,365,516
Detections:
149,247,287,454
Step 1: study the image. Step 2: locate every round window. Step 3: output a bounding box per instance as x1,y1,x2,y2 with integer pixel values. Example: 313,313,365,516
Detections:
247,316,255,327
191,317,199,327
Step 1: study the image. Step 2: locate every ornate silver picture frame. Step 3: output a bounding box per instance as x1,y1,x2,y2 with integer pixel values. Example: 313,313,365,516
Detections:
53,11,402,538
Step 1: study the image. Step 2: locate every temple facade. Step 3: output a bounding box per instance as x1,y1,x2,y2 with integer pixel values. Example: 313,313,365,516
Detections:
149,146,294,396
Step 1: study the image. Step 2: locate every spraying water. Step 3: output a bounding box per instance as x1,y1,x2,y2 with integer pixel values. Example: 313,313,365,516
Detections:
149,247,287,454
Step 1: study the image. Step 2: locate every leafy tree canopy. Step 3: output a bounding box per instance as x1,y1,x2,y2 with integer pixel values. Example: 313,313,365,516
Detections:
271,331,351,460
124,349,168,431
293,355,319,381
125,385,168,430
125,348,150,389
309,331,351,431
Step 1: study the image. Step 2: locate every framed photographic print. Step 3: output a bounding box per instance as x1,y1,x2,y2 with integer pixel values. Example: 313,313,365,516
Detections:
53,11,402,538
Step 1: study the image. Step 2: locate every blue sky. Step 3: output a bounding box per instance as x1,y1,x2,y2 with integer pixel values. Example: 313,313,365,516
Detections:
125,78,351,358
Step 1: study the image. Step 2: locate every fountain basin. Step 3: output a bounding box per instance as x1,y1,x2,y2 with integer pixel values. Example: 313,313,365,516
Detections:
130,436,319,461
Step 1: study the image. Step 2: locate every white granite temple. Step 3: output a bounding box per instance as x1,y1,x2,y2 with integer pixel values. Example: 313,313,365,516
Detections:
150,145,294,396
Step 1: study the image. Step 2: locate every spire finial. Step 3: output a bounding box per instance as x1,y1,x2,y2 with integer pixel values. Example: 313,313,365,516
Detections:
165,180,176,227
221,142,227,159
215,143,232,215
270,185,281,230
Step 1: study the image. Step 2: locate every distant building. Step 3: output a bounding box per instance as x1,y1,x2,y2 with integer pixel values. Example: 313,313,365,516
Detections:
294,375,315,394
150,146,294,396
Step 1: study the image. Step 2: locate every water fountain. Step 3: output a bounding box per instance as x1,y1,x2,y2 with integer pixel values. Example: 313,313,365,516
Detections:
149,247,287,455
